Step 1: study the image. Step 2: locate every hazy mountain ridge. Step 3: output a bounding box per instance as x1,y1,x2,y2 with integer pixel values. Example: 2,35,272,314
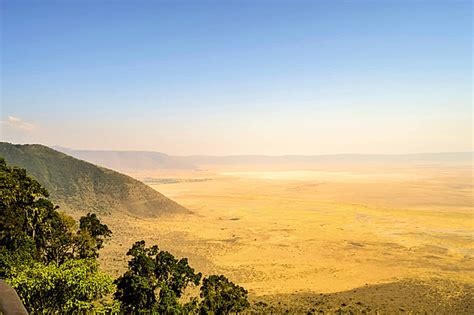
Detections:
0,142,190,217
54,147,473,174
179,152,474,164
54,146,197,172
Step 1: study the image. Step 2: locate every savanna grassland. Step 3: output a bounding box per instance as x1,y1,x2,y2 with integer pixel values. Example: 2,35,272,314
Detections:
97,161,473,312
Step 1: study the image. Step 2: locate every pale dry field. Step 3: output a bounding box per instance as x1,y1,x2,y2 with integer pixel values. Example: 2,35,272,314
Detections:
99,163,473,299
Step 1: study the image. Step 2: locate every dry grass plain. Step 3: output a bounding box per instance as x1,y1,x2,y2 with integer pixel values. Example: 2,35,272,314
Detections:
98,162,473,312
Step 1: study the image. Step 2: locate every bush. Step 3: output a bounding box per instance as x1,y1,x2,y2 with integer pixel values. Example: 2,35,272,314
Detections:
200,274,250,314
7,259,114,313
114,240,202,313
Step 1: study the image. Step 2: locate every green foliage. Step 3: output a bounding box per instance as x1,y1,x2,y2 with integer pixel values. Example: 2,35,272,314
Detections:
94,299,122,314
42,211,78,265
77,212,112,258
0,158,56,257
114,240,202,313
114,241,250,314
0,158,112,265
0,243,36,278
79,213,112,250
7,259,114,313
200,275,250,314
0,157,114,313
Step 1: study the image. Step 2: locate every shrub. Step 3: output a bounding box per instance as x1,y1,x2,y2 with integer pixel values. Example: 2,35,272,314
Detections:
7,259,114,313
200,275,250,314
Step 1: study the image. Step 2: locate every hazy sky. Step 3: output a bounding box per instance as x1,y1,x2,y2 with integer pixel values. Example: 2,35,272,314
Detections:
1,0,472,155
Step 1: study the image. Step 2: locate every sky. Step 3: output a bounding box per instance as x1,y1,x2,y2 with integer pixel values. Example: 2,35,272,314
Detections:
1,0,472,155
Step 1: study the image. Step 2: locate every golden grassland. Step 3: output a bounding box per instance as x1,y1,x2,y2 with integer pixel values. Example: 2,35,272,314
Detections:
98,163,473,305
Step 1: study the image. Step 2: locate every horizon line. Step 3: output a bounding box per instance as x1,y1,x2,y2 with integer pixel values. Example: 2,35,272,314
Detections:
2,142,473,158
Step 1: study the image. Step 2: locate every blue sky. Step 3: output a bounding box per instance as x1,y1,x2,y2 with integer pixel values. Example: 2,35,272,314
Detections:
1,0,472,155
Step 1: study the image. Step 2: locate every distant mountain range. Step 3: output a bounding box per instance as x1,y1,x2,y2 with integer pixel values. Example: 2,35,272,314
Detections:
0,143,190,217
2,142,470,215
54,146,197,172
53,146,473,174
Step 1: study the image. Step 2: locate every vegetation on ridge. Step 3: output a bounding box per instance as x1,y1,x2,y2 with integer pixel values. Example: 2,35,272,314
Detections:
0,142,189,217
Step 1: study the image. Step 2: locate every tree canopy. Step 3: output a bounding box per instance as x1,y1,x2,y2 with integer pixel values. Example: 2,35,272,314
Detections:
114,240,250,313
200,275,250,314
114,240,202,313
0,158,114,312
8,259,113,313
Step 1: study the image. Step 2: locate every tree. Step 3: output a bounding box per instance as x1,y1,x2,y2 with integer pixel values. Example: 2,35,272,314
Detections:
115,241,159,311
0,158,112,265
0,158,56,257
42,211,77,265
77,213,112,258
0,158,114,313
200,275,250,314
7,259,113,313
114,240,202,312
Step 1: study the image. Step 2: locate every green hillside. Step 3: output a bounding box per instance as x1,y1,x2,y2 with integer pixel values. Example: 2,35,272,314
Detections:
0,142,190,217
